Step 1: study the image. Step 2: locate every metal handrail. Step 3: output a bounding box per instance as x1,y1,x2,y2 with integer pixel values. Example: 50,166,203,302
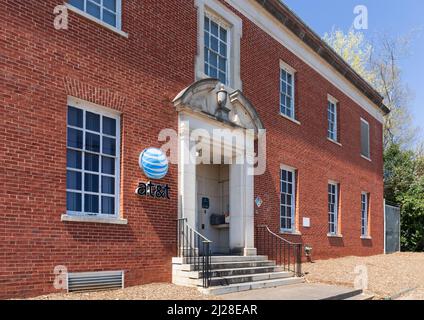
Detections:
256,225,303,277
258,225,302,246
178,218,212,244
176,218,212,288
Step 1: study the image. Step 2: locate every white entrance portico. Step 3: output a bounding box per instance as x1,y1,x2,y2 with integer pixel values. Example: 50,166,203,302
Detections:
173,79,264,256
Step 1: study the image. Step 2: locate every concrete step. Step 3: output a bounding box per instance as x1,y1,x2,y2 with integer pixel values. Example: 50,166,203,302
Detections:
209,271,294,287
200,277,304,296
172,255,268,264
180,266,285,279
173,271,293,287
321,289,364,300
175,260,276,272
345,293,375,300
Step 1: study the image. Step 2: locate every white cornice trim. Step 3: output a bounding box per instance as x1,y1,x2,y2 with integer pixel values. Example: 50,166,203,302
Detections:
225,0,384,123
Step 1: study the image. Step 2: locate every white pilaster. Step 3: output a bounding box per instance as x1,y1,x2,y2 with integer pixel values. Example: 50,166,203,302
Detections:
229,161,245,254
179,117,197,228
243,134,256,256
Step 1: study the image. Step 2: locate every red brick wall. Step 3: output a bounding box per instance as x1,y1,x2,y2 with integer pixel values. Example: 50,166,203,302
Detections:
1,0,384,298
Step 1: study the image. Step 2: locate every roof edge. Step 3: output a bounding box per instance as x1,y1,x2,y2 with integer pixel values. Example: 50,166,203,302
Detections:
255,0,390,115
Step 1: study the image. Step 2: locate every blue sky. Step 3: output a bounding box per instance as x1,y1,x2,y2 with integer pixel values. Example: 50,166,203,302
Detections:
283,0,423,141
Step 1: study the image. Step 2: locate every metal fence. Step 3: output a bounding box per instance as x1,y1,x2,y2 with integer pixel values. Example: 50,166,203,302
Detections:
385,201,401,254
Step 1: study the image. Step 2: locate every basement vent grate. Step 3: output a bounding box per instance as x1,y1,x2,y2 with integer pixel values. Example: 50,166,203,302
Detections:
67,271,124,293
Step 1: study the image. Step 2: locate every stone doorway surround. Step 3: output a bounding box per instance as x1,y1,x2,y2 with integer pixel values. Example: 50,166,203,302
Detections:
173,79,264,256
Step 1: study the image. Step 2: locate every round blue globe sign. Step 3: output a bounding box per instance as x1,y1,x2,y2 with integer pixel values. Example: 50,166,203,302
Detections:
139,148,169,180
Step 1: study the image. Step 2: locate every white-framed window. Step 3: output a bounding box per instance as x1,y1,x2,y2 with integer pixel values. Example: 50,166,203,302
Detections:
204,14,229,85
280,166,296,232
195,0,242,89
361,118,371,159
328,182,339,235
361,192,369,237
66,100,120,217
280,61,296,119
68,0,122,29
327,96,338,142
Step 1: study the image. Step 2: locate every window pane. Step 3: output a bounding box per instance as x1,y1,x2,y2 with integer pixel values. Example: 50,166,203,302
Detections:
101,196,115,215
211,36,219,52
286,194,292,205
209,67,217,78
211,21,219,36
103,137,116,156
67,128,83,149
68,106,83,128
86,1,101,19
204,17,209,31
103,10,116,27
85,153,99,172
67,150,82,169
67,170,82,190
281,217,287,229
86,133,100,153
85,194,99,213
220,27,227,41
361,121,370,157
287,73,293,84
86,111,100,132
102,156,115,174
218,72,226,84
102,176,115,195
103,0,116,11
286,96,292,110
210,52,218,67
287,217,292,228
103,117,116,136
281,206,286,217
219,42,227,56
84,173,99,192
69,0,84,10
287,171,293,182
281,83,287,95
204,31,209,47
67,192,82,212
219,57,226,71
281,70,287,82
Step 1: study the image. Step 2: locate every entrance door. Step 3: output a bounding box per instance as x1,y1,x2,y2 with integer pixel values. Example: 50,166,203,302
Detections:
196,164,230,255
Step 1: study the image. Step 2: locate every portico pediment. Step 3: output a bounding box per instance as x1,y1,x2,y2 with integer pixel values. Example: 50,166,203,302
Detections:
173,79,264,133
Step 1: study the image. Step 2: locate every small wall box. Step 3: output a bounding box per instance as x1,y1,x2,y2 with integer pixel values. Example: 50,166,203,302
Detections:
303,218,311,228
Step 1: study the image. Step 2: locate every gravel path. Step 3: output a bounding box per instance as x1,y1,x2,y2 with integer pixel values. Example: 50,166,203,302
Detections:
303,252,424,299
29,283,219,300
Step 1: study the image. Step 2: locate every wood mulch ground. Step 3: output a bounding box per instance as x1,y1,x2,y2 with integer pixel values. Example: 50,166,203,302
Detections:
26,252,423,300
303,252,424,300
28,283,218,300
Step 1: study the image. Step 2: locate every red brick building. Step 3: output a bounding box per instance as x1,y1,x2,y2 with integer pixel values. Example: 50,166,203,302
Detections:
1,0,389,298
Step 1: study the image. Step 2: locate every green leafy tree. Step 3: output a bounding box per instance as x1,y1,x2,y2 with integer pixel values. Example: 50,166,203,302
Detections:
384,143,424,251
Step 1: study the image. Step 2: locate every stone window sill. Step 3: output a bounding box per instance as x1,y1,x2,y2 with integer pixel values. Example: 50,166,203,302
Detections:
61,214,128,225
327,233,343,238
279,113,301,126
361,155,372,162
327,138,342,147
361,236,372,240
280,230,302,236
65,3,129,38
